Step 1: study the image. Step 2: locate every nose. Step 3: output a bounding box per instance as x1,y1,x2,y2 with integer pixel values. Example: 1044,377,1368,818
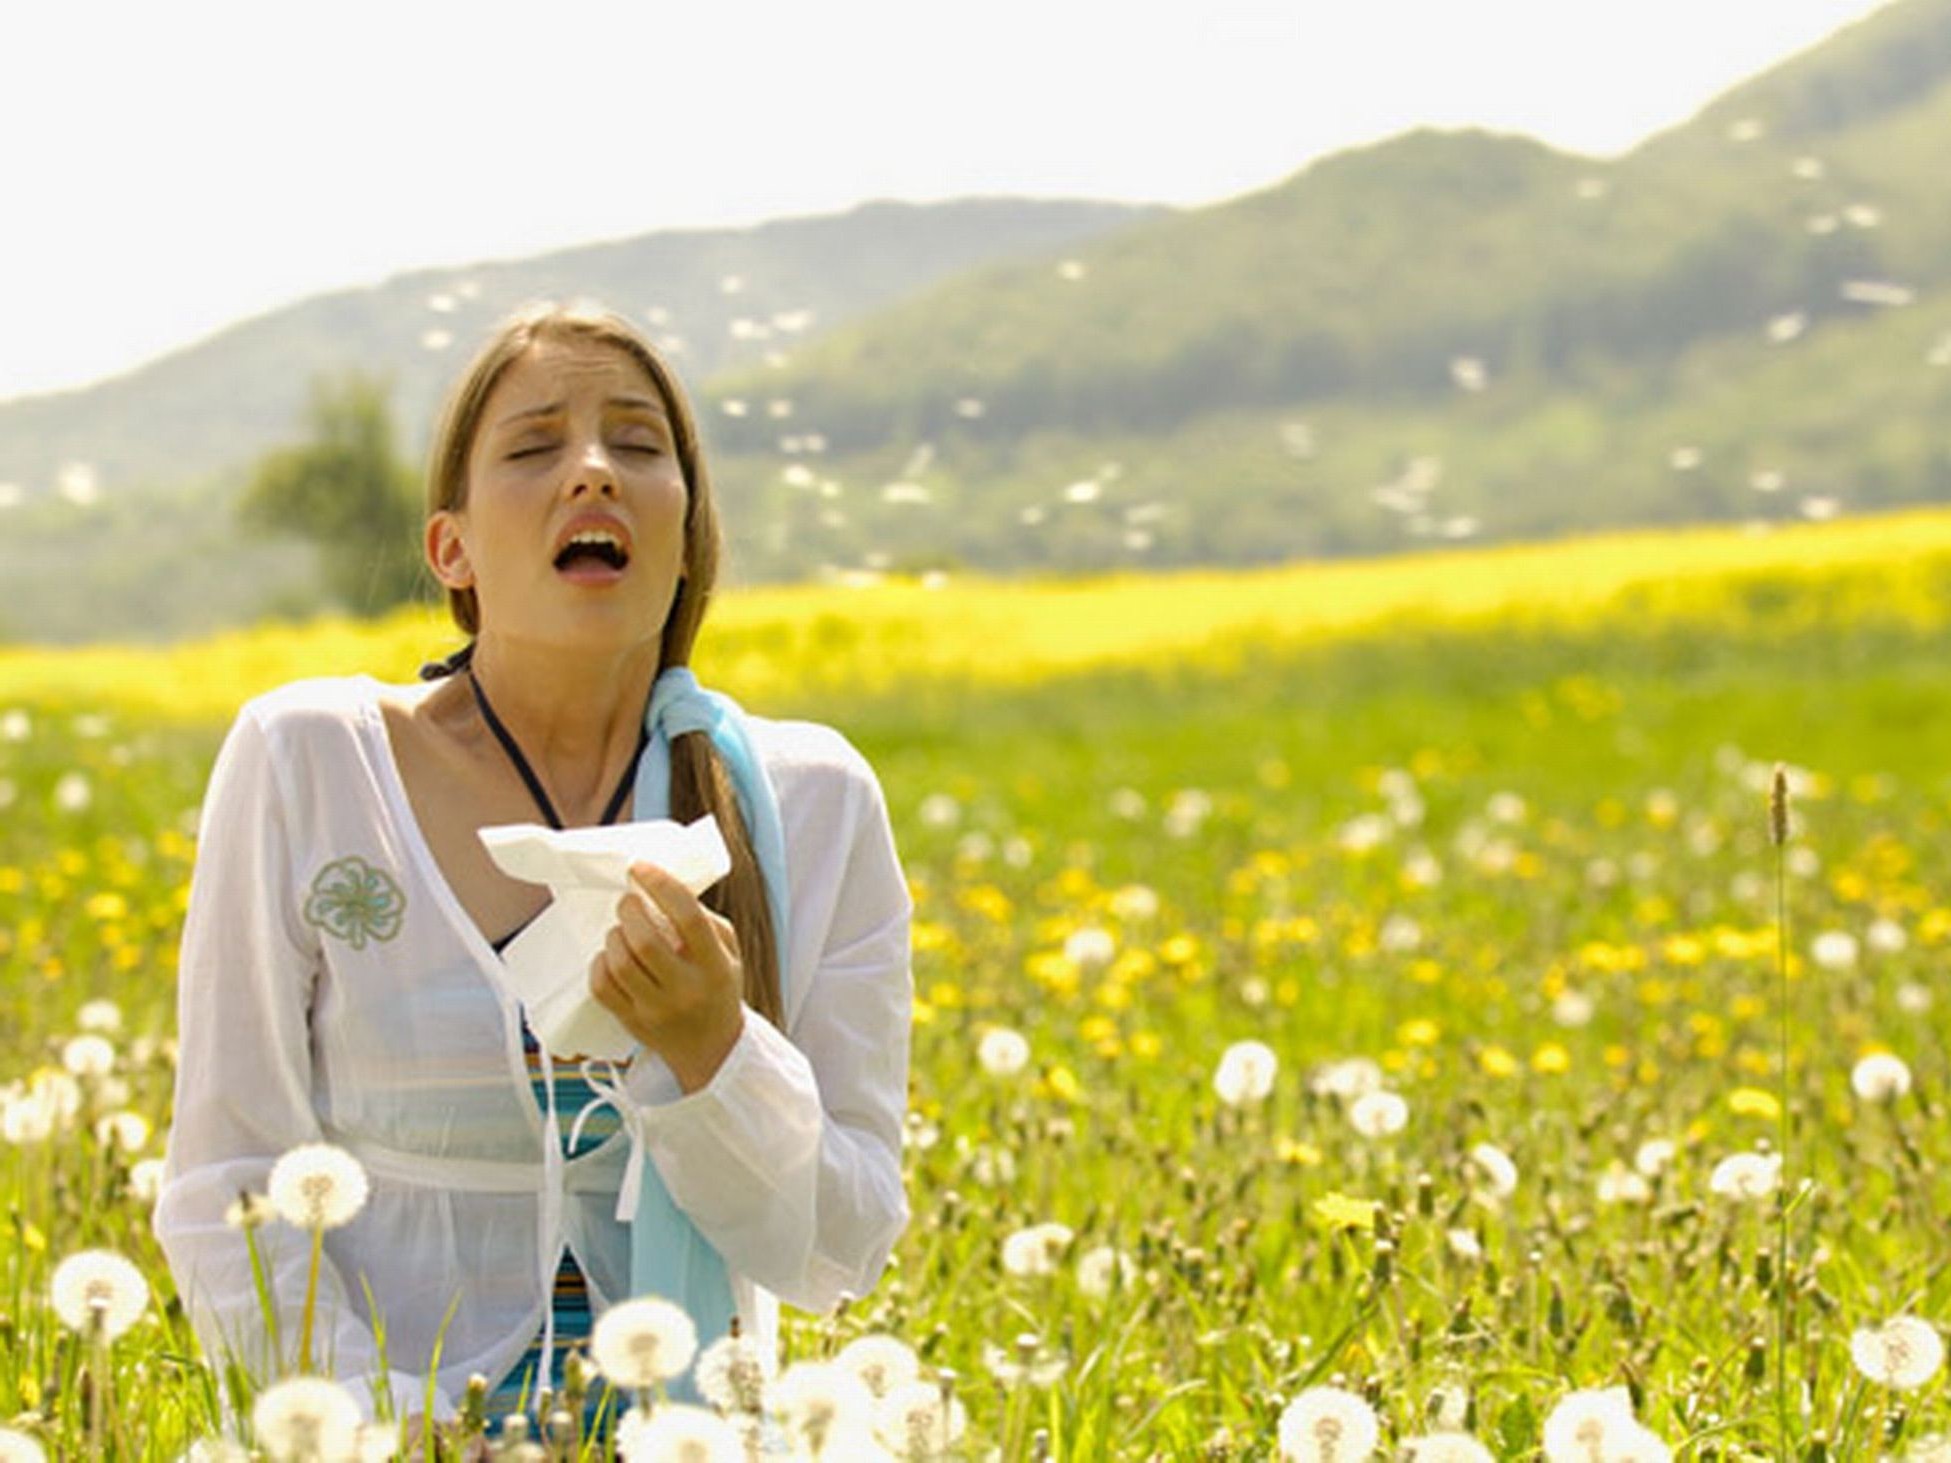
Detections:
567,439,619,499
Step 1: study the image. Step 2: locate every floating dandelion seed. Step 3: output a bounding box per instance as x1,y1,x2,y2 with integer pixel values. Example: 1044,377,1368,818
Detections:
1214,1040,1279,1107
694,1331,775,1413
1449,357,1488,392
1850,1316,1945,1390
57,462,100,507
1807,213,1840,234
1574,177,1608,201
720,399,748,418
1726,116,1766,142
1055,259,1087,281
1840,280,1913,307
978,1028,1030,1078
420,329,453,351
1709,1151,1782,1202
616,1402,743,1461
719,274,744,295
1001,1222,1074,1278
268,1143,369,1230
1851,1053,1912,1102
881,482,932,505
1766,312,1808,344
1277,1386,1380,1462
838,1335,920,1399
952,397,985,419
1843,203,1883,229
252,1376,362,1462
1349,1090,1408,1138
50,1248,148,1339
1062,478,1101,504
592,1296,698,1387
917,792,959,829
1669,446,1703,471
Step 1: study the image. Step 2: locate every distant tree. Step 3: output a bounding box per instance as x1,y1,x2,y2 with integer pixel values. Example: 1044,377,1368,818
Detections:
237,371,426,614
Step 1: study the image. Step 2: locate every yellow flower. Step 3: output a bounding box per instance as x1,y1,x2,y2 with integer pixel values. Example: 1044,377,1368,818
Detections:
1039,1065,1083,1104
1311,1192,1379,1230
1130,1031,1163,1059
1531,1042,1571,1075
1276,1138,1324,1167
1727,1087,1782,1120
1398,1018,1441,1047
1478,1045,1519,1078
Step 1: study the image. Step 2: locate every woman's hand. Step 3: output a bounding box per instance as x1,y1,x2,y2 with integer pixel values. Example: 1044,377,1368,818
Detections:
589,862,746,1092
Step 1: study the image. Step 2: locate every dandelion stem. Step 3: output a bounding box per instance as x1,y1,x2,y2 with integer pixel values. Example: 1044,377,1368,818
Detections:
242,1216,284,1376
300,1221,324,1374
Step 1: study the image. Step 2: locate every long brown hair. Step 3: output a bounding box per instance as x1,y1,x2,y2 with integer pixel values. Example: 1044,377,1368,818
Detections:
425,300,783,1028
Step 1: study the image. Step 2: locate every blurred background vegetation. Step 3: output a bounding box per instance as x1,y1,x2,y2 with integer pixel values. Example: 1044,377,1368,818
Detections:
1,0,1947,641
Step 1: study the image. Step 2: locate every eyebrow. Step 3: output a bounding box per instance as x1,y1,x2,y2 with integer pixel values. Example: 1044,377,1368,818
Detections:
496,395,669,429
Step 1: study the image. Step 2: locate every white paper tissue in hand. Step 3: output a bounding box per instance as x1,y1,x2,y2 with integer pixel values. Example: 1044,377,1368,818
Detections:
478,813,731,1061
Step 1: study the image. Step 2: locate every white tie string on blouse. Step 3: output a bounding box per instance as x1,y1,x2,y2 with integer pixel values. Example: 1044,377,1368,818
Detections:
153,676,914,1424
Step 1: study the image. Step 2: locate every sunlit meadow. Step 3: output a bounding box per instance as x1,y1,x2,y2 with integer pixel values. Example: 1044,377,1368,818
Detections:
3,513,1950,1458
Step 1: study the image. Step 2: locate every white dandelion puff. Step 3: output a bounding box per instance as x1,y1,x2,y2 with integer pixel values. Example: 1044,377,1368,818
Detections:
1213,1040,1279,1107
838,1335,920,1399
1811,930,1859,970
1467,1143,1518,1199
251,1376,362,1462
1313,1058,1385,1101
977,1028,1030,1078
1076,1244,1136,1299
1851,1316,1945,1390
917,792,959,829
49,1248,149,1340
1445,1228,1484,1262
95,1110,150,1152
770,1361,876,1454
129,1157,167,1205
1709,1151,1782,1202
1063,926,1116,969
1109,884,1159,921
268,1143,370,1230
1597,1163,1652,1205
1852,1052,1912,1103
1542,1387,1643,1462
0,1429,47,1463
693,1331,776,1414
62,1034,115,1078
591,1296,698,1387
1349,1090,1408,1139
1633,1138,1676,1177
226,1191,278,1229
76,999,123,1034
1867,917,1908,953
875,1379,968,1460
1001,1222,1074,1278
616,1402,743,1462
1277,1385,1380,1462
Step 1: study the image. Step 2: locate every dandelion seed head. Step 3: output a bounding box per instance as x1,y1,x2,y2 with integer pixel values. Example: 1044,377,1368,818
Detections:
1467,1142,1518,1199
977,1027,1030,1078
129,1156,167,1205
1709,1150,1782,1202
838,1335,920,1399
591,1296,698,1387
1075,1244,1136,1299
226,1191,277,1229
0,1429,47,1463
1063,926,1116,970
1213,1040,1278,1107
62,1034,115,1078
875,1379,967,1459
1851,1052,1912,1102
1851,1316,1945,1390
1277,1385,1380,1461
1810,930,1859,970
770,1361,876,1452
1349,1090,1408,1139
267,1143,370,1230
49,1247,149,1340
77,999,123,1034
1001,1221,1073,1278
251,1376,362,1462
1313,1057,1384,1101
1404,1434,1495,1463
694,1331,776,1413
616,1402,743,1462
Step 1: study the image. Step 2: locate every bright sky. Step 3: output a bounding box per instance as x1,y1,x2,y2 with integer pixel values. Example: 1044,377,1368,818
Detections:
0,0,1897,403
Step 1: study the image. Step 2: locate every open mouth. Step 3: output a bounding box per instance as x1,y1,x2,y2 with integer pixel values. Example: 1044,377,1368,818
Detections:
553,528,631,577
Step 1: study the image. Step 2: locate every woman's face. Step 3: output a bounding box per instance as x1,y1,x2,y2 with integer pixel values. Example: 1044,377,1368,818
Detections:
431,337,689,656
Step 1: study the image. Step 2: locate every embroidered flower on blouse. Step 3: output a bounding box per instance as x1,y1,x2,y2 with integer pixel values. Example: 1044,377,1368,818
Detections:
303,856,406,949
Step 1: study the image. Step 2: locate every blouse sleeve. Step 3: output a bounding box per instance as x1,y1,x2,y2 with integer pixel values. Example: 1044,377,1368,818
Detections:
152,708,455,1424
621,742,913,1313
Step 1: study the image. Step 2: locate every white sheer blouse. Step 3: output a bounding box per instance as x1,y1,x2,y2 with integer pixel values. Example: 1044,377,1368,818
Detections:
154,675,913,1422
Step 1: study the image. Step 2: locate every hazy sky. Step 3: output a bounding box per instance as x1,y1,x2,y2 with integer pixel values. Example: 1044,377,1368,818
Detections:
0,0,1897,403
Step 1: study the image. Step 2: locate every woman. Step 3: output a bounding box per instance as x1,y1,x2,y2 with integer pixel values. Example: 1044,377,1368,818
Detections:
155,300,914,1436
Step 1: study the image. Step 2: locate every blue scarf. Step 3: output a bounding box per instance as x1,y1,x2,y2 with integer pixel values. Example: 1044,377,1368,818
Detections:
621,665,790,1356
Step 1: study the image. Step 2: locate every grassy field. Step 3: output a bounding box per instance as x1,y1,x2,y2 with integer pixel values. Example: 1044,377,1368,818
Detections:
3,513,1950,1458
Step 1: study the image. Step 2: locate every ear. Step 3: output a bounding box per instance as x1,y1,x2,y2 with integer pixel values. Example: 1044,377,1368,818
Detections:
426,510,473,589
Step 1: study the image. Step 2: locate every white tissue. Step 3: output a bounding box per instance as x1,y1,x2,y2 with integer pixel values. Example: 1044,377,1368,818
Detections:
478,813,732,1060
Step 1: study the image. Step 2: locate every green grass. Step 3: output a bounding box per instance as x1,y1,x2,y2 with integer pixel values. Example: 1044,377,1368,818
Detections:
3,594,1949,1457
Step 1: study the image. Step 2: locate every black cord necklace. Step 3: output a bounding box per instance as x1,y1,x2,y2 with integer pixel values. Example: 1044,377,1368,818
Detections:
467,668,646,831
